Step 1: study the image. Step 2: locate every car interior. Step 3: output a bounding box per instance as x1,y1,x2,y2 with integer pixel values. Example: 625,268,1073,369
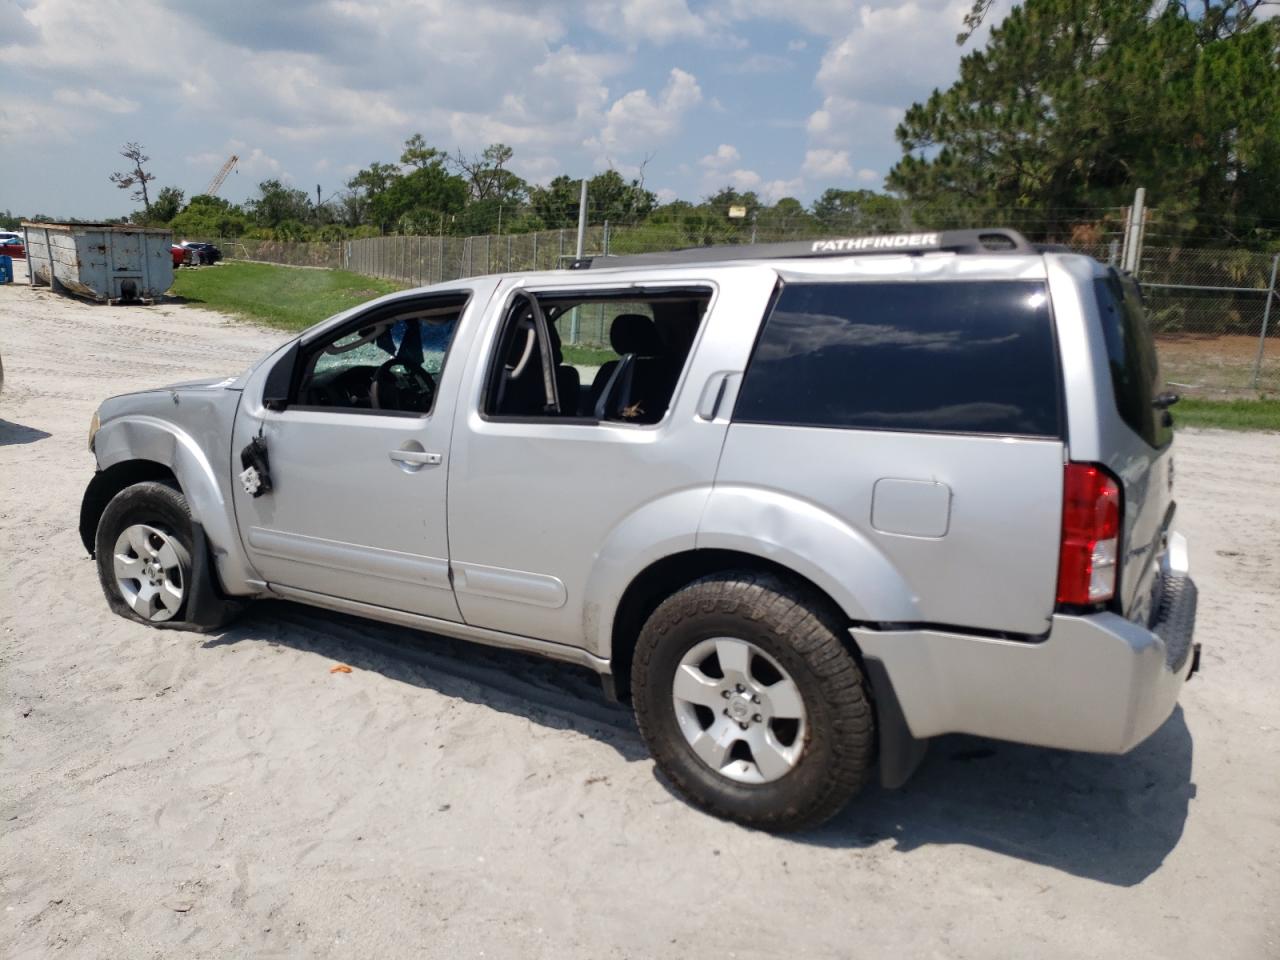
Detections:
296,300,465,414
485,290,711,423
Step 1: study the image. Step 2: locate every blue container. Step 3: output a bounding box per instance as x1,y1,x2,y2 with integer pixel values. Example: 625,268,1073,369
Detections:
0,255,13,284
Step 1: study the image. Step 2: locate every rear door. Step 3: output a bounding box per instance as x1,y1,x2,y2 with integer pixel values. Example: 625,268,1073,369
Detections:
718,274,1068,636
1092,270,1175,622
445,273,775,651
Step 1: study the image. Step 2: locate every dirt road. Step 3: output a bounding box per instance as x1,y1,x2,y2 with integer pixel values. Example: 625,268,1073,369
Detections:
2,271,1278,959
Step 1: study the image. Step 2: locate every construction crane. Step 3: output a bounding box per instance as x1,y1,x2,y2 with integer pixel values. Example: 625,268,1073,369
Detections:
204,155,239,197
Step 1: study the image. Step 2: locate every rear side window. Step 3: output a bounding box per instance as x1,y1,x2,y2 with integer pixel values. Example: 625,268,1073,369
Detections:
735,280,1062,437
1094,274,1171,448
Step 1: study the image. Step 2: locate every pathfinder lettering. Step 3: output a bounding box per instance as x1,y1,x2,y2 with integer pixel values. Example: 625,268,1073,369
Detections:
810,233,940,253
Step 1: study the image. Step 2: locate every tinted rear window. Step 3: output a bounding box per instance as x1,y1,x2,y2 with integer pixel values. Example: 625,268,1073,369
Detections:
735,280,1062,437
1094,274,1171,448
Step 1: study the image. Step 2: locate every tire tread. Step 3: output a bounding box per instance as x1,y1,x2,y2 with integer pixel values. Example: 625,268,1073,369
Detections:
632,570,875,831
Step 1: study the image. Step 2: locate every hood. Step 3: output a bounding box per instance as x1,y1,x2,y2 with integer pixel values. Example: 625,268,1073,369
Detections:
97,372,245,422
161,374,244,391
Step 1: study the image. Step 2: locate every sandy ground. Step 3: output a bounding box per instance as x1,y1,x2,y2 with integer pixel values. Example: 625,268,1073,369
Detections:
2,261,1279,960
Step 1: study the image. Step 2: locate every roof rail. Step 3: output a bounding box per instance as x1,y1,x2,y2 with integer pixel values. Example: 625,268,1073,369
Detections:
568,228,1037,270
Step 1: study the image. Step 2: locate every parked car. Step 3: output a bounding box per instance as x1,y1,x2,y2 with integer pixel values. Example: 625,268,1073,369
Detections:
0,232,25,259
79,229,1198,830
170,244,187,268
180,241,222,265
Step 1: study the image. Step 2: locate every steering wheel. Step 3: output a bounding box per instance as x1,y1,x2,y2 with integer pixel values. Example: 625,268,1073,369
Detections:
371,357,435,413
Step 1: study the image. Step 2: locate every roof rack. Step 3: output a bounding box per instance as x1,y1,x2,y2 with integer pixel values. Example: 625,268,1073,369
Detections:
567,228,1037,270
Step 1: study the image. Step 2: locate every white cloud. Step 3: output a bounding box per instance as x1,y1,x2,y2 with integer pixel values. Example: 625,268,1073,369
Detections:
591,67,703,153
760,177,804,202
787,38,808,51
699,143,741,169
53,87,138,114
586,0,709,43
805,95,905,171
725,168,762,190
857,168,878,182
815,0,974,108
0,99,79,143
714,0,858,33
803,148,853,178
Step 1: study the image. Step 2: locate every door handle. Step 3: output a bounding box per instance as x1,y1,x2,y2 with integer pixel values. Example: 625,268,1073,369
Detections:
389,449,442,465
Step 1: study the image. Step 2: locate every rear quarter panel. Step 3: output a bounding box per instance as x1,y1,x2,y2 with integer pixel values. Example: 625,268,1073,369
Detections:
709,426,1064,634
1047,254,1175,620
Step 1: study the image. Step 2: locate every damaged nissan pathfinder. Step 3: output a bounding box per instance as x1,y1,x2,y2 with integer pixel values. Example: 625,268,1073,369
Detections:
80,229,1199,830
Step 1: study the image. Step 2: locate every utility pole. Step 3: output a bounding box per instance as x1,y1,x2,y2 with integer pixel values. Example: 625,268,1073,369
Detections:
575,179,588,261
1122,187,1146,274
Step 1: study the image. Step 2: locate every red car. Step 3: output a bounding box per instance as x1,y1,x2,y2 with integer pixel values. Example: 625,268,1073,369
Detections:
170,244,188,268
0,233,25,259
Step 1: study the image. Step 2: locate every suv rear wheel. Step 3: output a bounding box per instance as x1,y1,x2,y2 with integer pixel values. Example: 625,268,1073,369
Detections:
95,481,194,625
631,571,875,831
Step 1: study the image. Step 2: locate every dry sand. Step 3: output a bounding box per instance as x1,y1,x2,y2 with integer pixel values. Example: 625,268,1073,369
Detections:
2,261,1278,959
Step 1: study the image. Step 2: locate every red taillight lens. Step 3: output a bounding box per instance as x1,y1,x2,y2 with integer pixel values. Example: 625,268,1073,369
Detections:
1057,463,1121,606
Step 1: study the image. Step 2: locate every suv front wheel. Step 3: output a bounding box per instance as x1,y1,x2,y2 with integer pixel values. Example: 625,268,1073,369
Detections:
95,481,195,625
631,571,875,831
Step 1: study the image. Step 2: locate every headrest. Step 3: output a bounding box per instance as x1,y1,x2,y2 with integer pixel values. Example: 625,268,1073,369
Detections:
610,313,663,357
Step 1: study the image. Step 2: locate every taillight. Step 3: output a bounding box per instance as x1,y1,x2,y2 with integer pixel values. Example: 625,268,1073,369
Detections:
1057,463,1121,606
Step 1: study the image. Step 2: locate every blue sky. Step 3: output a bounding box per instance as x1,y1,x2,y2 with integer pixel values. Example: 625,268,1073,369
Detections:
0,0,987,219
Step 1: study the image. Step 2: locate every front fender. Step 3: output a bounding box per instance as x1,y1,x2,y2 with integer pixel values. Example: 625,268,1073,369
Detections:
92,415,259,595
696,485,921,624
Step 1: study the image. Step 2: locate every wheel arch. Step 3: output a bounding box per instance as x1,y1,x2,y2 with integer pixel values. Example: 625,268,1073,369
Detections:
79,459,178,555
609,549,855,701
86,415,259,596
607,547,926,789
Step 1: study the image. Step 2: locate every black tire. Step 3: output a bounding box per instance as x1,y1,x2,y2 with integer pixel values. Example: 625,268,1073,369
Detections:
95,481,195,626
631,571,875,831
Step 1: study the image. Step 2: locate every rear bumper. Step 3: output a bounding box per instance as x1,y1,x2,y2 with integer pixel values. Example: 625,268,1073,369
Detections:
855,534,1198,755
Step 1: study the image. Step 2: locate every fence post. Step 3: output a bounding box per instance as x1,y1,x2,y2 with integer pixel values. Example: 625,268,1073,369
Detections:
1122,187,1145,274
575,179,588,260
532,232,538,271
1251,253,1279,390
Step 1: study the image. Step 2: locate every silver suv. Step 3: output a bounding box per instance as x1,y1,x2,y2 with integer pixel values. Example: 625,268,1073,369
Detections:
80,229,1199,830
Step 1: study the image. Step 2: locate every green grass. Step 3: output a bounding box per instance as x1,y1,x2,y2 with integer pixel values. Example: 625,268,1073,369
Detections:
170,261,406,331
1174,397,1280,431
561,345,616,367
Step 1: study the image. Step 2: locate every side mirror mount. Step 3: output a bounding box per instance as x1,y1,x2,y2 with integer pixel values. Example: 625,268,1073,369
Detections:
262,341,300,412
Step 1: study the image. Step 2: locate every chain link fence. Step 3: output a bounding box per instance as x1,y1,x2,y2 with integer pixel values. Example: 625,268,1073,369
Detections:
208,225,1280,395
1135,247,1279,394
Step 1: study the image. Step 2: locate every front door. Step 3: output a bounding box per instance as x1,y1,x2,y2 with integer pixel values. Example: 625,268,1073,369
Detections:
231,292,474,619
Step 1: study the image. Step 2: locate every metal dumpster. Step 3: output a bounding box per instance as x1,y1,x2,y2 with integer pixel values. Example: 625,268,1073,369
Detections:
22,221,174,303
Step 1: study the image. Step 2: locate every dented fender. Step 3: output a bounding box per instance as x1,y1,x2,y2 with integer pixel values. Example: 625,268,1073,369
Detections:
89,409,261,596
